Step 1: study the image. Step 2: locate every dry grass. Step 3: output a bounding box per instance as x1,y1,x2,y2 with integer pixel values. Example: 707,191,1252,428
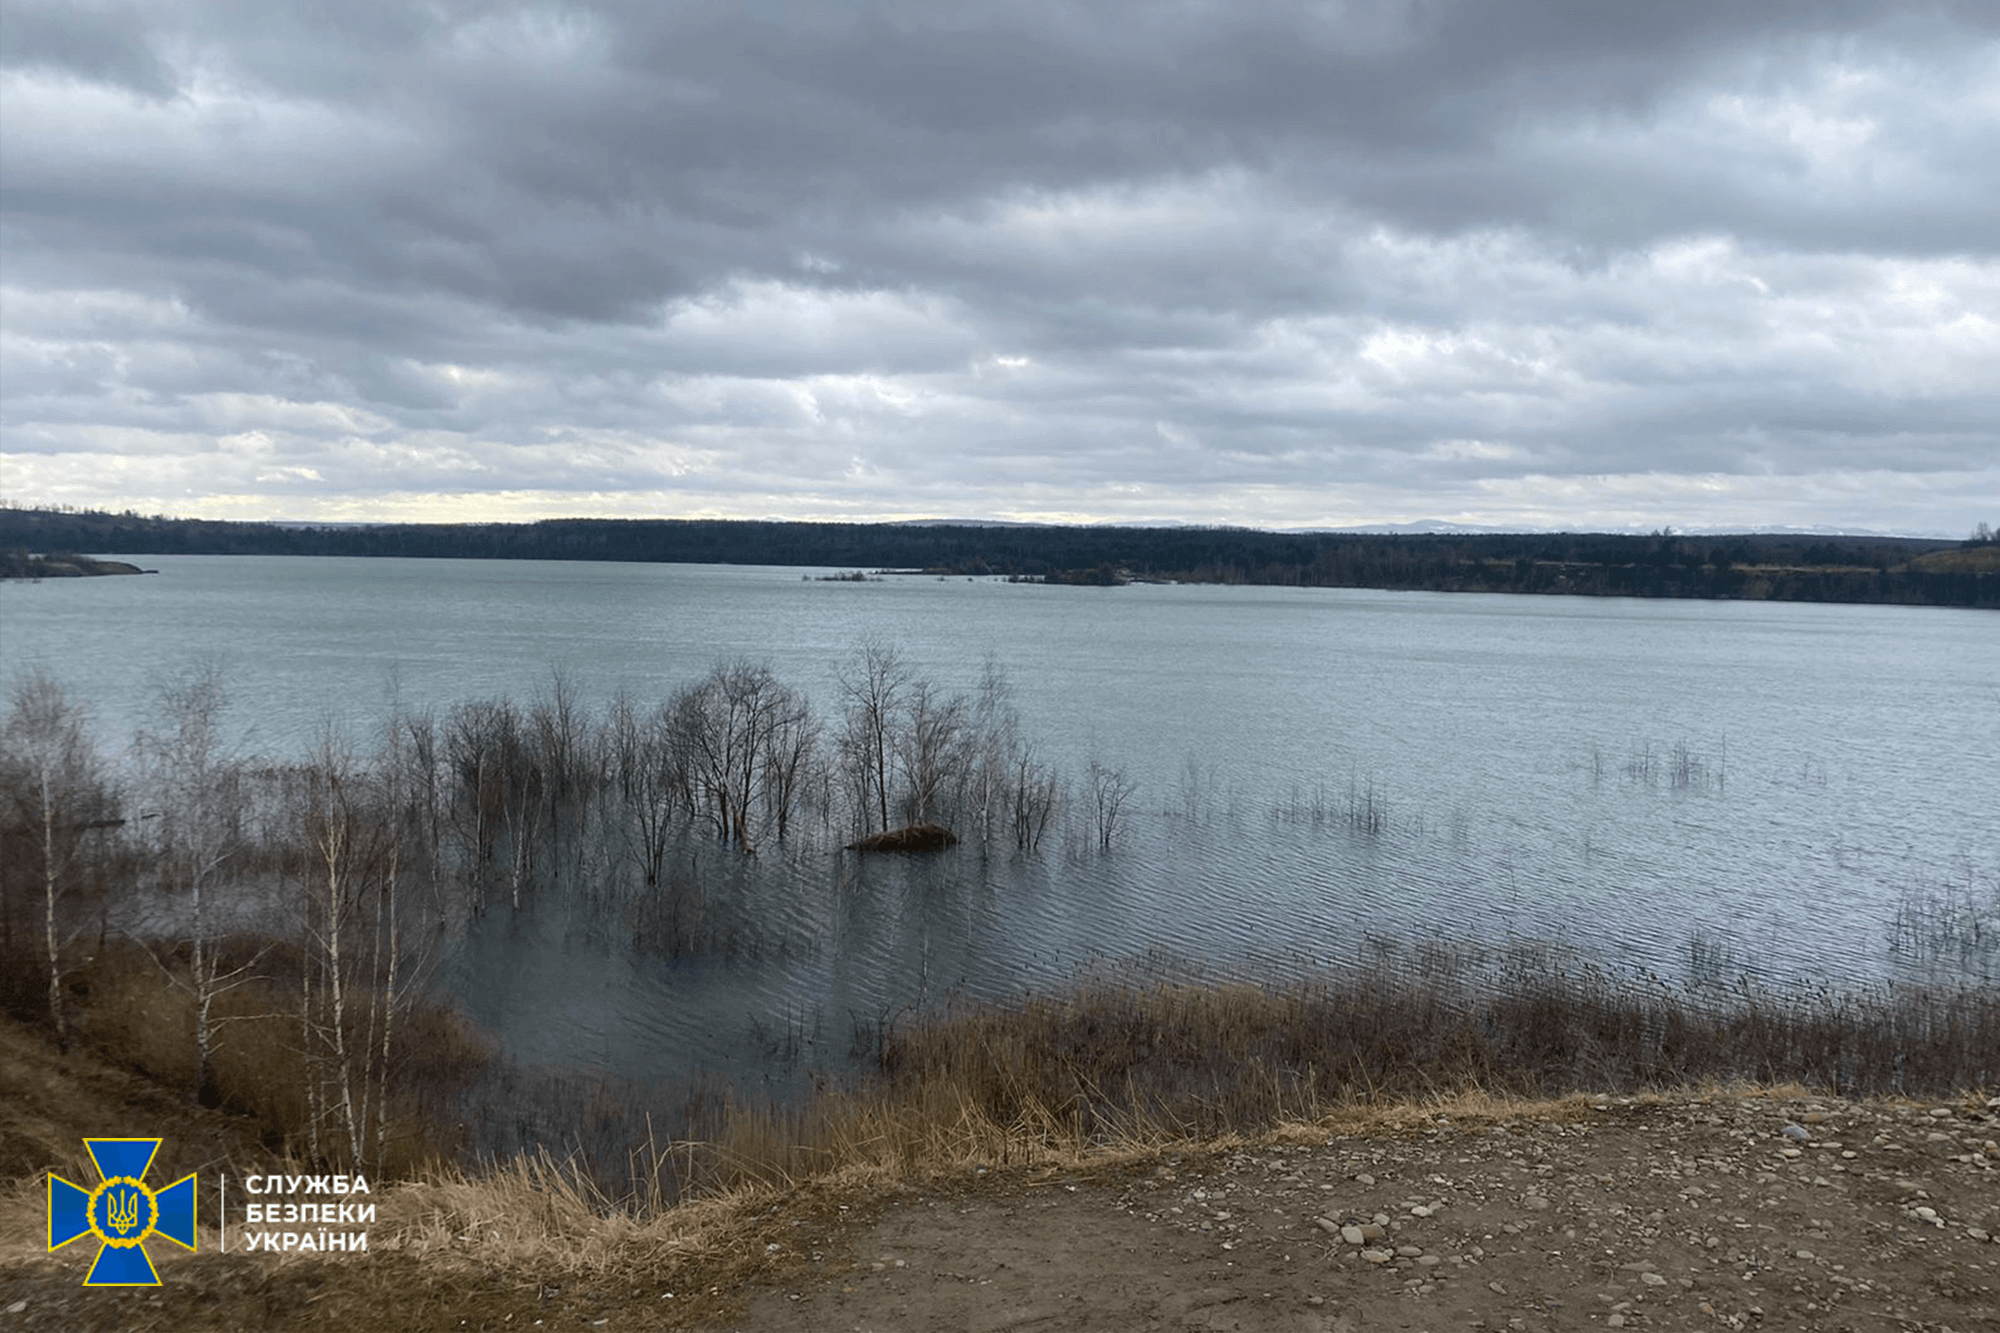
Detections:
360,952,2000,1234
5,988,1992,1333
62,939,487,1175
1905,545,2000,573
8,930,1995,1312
866,966,1998,1157
421,961,1998,1252
343,1081,1614,1285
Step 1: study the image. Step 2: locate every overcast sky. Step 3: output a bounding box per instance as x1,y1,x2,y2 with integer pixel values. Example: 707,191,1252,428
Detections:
2,1,1995,534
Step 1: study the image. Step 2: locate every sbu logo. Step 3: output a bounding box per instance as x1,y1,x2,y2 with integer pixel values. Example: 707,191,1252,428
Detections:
48,1138,197,1286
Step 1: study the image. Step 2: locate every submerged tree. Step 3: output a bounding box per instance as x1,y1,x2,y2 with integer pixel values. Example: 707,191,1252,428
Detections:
386,705,449,924
897,677,970,827
961,660,1018,850
1086,758,1138,851
527,668,602,882
759,681,821,841
441,698,544,909
1011,745,1061,853
670,661,816,852
622,698,687,885
443,698,508,909
838,641,910,836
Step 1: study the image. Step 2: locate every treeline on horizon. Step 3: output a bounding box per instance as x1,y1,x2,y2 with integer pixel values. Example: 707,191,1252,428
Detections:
3,505,1995,608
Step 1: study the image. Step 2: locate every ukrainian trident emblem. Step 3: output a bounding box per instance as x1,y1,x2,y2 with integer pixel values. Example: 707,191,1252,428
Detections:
49,1138,197,1285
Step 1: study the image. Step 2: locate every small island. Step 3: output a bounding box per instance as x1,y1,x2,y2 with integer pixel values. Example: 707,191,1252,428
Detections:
0,550,151,580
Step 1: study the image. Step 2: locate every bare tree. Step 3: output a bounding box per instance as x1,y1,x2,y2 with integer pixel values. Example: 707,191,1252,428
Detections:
290,733,406,1173
961,660,1017,849
670,661,805,852
3,671,113,1051
897,677,969,826
838,641,909,835
444,697,550,907
488,700,541,907
1175,752,1219,823
669,671,733,846
626,701,687,885
527,668,599,880
376,670,447,920
1011,745,1061,853
1085,758,1138,851
137,666,258,1103
605,688,644,807
759,683,820,841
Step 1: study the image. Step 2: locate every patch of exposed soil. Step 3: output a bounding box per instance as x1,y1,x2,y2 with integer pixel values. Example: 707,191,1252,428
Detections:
720,1092,2000,1333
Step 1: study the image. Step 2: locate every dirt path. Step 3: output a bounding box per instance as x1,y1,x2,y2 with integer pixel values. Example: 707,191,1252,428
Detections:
719,1092,2000,1333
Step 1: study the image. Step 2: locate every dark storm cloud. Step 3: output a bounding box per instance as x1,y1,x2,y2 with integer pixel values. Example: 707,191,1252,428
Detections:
2,0,1994,530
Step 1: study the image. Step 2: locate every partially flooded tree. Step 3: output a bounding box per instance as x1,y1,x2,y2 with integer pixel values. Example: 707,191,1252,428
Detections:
670,661,812,852
963,660,1020,850
604,692,690,887
759,683,820,841
388,706,449,924
2,671,114,1051
605,689,644,809
444,699,508,909
494,701,543,907
1011,746,1061,853
897,678,969,827
290,734,412,1174
527,668,600,881
440,698,543,908
838,641,910,836
137,666,256,1103
1086,758,1138,851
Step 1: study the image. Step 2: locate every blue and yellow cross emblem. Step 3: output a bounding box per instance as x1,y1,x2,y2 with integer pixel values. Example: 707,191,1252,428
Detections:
48,1138,197,1285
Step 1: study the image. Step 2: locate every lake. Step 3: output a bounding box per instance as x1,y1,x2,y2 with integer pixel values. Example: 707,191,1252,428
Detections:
2,555,1995,1098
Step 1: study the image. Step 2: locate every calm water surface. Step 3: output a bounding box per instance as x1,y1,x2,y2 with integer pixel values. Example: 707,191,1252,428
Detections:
3,556,1995,1092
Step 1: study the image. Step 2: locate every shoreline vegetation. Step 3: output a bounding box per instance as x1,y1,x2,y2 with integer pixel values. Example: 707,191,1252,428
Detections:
9,939,1999,1188
3,505,1996,606
4,961,1997,1328
4,654,1995,1208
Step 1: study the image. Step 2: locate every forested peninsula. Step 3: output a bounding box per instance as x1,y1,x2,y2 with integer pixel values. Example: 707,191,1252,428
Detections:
0,549,147,580
3,507,1995,607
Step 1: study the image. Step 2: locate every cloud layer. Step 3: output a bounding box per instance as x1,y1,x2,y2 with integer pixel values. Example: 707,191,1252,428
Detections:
3,1,1995,532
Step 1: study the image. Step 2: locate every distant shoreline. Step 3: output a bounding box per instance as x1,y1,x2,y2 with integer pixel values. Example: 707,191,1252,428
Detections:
1,508,1993,606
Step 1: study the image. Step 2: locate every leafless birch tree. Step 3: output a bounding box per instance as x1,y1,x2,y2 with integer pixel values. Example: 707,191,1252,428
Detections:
137,666,258,1103
3,671,112,1051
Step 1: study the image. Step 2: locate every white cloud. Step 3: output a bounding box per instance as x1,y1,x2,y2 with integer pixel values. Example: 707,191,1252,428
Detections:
2,0,1995,534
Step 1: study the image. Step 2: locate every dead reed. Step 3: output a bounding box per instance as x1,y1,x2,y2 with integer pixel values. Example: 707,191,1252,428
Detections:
458,954,1998,1220
12,924,1994,1235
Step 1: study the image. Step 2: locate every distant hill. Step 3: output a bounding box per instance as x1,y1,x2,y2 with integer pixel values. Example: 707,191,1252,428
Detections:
1,508,1991,608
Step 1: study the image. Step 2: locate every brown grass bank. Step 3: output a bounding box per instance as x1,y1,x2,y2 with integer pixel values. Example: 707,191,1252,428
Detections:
3,953,1997,1331
498,957,1999,1217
